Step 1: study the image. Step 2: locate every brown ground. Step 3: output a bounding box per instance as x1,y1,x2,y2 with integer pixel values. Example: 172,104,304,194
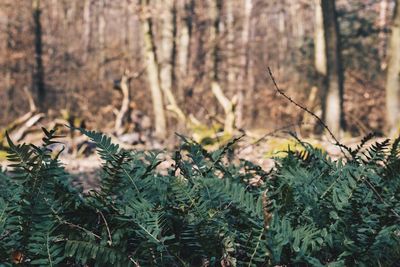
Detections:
1,130,386,192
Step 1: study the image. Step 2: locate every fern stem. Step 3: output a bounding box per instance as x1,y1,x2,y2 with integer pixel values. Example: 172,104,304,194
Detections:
46,232,53,267
363,177,400,220
98,210,113,245
248,228,265,267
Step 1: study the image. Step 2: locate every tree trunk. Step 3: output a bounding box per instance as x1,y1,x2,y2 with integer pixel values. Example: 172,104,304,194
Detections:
160,0,174,95
237,0,253,128
314,0,327,75
209,0,235,134
289,0,304,47
83,0,92,57
98,0,106,78
178,0,191,77
51,0,58,19
5,14,13,117
226,0,235,92
379,0,388,69
386,0,400,134
321,0,344,137
32,0,45,110
159,0,186,122
140,0,167,139
209,0,222,83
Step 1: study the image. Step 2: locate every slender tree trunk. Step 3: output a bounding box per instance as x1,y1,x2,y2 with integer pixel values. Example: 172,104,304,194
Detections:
98,0,106,78
178,0,192,77
208,0,220,110
5,16,13,117
278,8,287,76
226,0,235,92
245,4,256,126
66,1,77,25
237,0,253,128
209,0,235,133
32,0,45,110
159,0,186,122
140,0,167,139
51,0,58,19
314,0,327,75
289,0,304,47
386,0,400,134
208,0,222,83
379,0,388,69
123,0,134,68
123,0,129,46
83,0,92,57
160,0,174,107
321,0,344,137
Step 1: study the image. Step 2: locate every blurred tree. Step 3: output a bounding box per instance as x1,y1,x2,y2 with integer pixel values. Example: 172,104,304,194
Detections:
139,0,167,139
0,0,392,137
378,0,388,69
83,0,92,61
32,0,45,110
98,0,106,79
226,0,235,93
160,0,175,108
315,0,327,75
321,0,345,137
177,0,191,79
160,0,186,123
386,0,400,135
237,0,253,128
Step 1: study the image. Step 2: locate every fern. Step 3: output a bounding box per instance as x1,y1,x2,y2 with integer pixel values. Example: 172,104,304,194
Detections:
0,128,399,266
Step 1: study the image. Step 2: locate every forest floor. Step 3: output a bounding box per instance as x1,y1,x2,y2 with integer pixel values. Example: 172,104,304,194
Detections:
56,133,374,191
0,129,385,191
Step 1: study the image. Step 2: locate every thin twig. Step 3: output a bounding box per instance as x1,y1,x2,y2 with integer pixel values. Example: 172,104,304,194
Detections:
267,67,349,159
63,221,101,239
128,257,141,267
98,210,113,246
363,178,400,220
238,122,310,153
46,201,102,240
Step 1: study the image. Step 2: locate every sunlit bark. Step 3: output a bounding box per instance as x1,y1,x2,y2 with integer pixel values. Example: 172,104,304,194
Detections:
140,0,167,139
237,0,253,128
83,0,91,56
379,0,388,69
314,0,326,75
321,0,344,137
386,0,400,134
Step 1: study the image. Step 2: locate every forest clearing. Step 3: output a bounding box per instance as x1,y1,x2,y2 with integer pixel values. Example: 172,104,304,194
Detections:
0,0,400,266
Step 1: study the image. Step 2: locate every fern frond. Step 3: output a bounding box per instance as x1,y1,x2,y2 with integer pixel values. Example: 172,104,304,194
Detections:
65,240,133,267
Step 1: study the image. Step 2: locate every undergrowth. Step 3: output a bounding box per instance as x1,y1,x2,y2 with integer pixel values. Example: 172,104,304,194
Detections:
0,128,399,266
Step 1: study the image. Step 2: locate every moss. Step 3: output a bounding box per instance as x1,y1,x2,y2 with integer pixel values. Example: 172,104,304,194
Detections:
189,122,232,149
0,150,7,160
264,138,324,158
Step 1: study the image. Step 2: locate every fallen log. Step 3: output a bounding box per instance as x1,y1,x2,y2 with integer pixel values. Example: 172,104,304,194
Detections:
211,81,237,134
114,72,131,136
114,69,145,136
0,87,38,147
11,113,45,142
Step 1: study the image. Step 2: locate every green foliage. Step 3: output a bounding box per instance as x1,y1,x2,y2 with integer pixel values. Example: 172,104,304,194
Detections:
0,128,399,266
267,137,400,266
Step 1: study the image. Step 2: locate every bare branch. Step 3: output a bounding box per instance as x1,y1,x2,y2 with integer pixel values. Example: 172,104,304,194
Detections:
267,67,349,159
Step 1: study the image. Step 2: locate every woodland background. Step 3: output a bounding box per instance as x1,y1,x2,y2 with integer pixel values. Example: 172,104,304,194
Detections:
0,0,400,146
2,1,400,265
